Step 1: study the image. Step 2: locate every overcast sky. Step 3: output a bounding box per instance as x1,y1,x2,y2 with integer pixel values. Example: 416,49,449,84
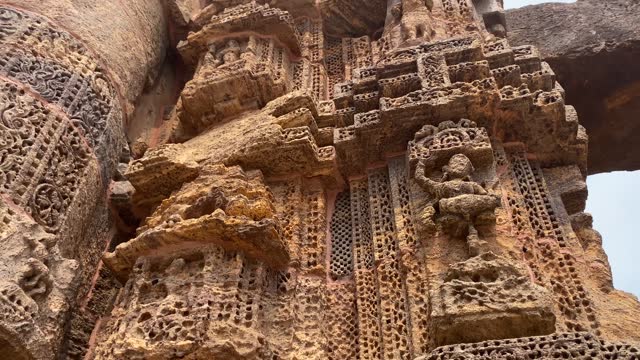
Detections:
503,0,639,298
586,173,640,297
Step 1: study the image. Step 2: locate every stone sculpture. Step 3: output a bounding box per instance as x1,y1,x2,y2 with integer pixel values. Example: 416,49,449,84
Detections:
1,0,640,359
415,152,499,254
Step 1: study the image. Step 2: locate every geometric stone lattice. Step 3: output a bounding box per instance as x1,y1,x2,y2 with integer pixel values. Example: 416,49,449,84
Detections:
2,0,640,360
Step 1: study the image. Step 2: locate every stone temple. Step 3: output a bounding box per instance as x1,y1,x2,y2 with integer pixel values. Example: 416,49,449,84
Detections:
1,0,640,359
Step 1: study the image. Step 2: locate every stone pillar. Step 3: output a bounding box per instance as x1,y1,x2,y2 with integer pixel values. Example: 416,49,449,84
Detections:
0,2,167,359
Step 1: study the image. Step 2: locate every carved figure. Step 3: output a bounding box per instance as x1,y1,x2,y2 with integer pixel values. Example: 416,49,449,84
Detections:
202,43,222,68
199,40,243,75
19,258,50,300
416,153,499,254
218,39,242,64
400,0,435,41
3,1,640,360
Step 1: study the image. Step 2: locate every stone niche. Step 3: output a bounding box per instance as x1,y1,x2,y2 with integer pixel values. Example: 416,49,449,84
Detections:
6,0,640,359
407,120,555,347
178,36,298,135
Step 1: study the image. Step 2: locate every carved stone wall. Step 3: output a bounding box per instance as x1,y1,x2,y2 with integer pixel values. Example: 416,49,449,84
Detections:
88,0,640,358
0,2,167,359
2,0,168,114
2,0,640,360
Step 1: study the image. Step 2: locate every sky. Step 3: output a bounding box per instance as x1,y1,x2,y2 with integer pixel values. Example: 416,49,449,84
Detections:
504,0,639,299
586,173,640,297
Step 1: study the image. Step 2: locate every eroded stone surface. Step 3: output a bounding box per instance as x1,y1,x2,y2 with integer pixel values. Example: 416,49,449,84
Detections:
0,3,166,359
0,203,78,360
93,0,640,358
2,0,640,359
105,164,289,279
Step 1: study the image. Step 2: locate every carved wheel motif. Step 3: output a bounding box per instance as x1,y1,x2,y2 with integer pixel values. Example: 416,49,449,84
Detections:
30,183,63,232
0,5,119,236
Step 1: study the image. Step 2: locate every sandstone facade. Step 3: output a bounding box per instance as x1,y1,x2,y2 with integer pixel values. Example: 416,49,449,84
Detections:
0,0,639,359
0,2,166,358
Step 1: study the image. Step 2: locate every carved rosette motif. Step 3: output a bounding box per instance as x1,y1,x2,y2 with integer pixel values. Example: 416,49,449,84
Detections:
0,5,123,360
0,5,122,234
1,1,631,360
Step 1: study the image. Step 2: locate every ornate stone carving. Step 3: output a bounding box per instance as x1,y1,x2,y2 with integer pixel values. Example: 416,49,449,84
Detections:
85,0,640,356
0,202,79,360
178,35,298,134
4,0,640,359
178,2,302,65
0,2,150,360
105,164,289,279
0,6,122,170
416,152,500,251
0,71,92,235
422,332,640,360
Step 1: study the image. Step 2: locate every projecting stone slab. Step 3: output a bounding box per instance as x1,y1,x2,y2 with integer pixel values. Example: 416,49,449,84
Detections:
429,252,556,347
105,165,289,280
